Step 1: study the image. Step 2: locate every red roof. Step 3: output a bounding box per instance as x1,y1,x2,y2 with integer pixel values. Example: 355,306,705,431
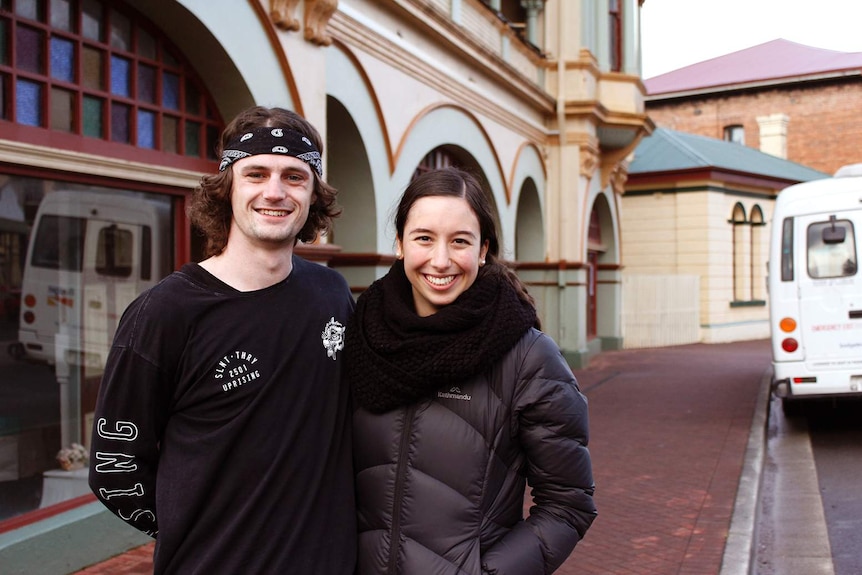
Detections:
645,39,862,97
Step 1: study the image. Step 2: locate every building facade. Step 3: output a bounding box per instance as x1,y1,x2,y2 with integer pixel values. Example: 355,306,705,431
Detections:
0,0,650,568
622,128,827,345
643,39,862,175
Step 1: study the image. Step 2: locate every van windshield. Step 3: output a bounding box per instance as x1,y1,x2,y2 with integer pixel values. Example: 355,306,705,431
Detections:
30,215,87,271
807,219,857,278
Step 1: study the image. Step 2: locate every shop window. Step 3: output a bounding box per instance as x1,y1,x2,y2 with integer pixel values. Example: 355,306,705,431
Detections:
0,0,221,159
0,172,174,526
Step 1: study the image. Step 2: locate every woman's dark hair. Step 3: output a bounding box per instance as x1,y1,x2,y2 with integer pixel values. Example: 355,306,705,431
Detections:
188,106,341,257
395,167,539,324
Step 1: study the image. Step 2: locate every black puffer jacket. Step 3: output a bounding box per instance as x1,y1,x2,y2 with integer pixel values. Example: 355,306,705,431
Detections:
353,328,596,575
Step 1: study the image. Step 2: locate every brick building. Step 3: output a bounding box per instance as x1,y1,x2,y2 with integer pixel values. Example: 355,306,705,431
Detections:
643,39,862,175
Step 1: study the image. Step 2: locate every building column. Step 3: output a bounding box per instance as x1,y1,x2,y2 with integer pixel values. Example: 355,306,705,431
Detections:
521,0,545,45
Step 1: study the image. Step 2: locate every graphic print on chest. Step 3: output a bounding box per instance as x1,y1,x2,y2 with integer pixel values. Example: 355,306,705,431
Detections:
214,350,261,392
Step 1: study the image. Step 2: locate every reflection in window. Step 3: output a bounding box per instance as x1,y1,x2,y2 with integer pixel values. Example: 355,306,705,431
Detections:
96,225,134,277
31,215,87,271
807,218,857,279
0,177,174,524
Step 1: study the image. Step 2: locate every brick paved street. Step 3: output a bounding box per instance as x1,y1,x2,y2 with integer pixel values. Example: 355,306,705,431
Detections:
74,340,770,575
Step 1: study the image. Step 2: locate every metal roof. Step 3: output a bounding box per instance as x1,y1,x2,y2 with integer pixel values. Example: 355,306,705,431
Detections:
628,128,829,182
645,39,862,97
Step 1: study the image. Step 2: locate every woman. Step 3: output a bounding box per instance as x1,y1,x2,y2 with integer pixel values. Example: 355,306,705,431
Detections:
345,167,596,575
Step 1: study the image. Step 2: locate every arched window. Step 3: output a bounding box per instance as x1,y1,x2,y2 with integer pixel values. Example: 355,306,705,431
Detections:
412,147,460,180
1,0,222,164
730,203,749,301
750,205,765,301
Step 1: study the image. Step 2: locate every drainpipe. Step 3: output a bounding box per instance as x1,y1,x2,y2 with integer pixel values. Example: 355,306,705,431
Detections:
556,0,567,341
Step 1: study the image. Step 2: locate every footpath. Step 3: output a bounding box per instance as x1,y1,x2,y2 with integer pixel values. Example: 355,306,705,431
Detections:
74,339,772,575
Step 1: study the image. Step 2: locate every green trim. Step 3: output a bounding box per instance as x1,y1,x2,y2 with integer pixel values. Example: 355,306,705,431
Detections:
0,503,150,574
730,299,767,308
626,185,775,200
700,318,769,328
601,336,624,351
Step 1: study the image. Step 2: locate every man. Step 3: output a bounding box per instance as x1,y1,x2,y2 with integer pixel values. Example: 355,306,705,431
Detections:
89,106,356,574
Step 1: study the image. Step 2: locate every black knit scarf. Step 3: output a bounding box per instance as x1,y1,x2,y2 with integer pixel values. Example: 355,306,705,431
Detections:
345,260,537,413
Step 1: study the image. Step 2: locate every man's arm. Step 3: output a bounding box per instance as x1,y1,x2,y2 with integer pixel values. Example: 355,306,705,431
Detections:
89,343,168,538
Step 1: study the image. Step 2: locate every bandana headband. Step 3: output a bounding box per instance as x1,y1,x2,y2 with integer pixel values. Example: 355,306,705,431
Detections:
218,126,323,177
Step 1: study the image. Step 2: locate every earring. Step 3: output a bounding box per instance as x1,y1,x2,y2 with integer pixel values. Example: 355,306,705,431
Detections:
480,258,486,266
396,251,403,259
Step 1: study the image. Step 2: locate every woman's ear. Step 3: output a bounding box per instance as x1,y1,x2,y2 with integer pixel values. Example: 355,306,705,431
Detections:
480,240,490,264
395,238,404,259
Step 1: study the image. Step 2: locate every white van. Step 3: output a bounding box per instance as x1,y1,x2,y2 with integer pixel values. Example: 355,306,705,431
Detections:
768,164,862,412
16,191,171,370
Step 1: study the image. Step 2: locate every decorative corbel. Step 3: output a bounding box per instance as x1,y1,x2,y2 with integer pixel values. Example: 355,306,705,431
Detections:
609,161,630,195
305,0,338,46
579,144,599,182
270,0,301,31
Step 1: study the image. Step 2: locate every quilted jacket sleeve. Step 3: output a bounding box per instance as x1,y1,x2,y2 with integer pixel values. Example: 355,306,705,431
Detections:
481,331,597,575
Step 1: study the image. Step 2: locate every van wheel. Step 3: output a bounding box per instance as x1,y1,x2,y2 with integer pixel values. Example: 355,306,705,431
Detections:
781,397,806,417
7,342,25,361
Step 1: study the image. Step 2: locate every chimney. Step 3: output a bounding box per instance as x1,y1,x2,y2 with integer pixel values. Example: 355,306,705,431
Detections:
756,113,789,159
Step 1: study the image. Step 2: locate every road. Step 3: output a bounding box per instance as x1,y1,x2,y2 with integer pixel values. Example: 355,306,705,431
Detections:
753,394,862,575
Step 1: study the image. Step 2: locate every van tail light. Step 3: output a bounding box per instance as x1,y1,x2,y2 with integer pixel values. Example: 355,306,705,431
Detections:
779,317,797,332
23,310,35,324
781,338,798,353
24,293,36,307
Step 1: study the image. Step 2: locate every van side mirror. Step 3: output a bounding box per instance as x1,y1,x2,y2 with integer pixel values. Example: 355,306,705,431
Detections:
823,215,846,244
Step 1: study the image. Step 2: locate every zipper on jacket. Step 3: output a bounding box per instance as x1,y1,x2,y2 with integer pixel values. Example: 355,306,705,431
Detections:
388,405,416,575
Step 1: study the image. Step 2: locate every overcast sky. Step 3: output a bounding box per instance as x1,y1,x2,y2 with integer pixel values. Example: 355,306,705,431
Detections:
640,0,862,79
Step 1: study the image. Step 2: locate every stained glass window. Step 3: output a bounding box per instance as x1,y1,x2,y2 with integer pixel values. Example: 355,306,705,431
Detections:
163,71,179,110
16,25,44,73
16,78,41,126
50,36,74,82
110,55,130,96
83,95,103,137
109,9,130,51
50,86,73,131
50,0,72,31
111,101,129,143
81,0,102,42
15,0,42,21
137,64,156,103
0,20,7,65
2,0,222,161
137,108,155,148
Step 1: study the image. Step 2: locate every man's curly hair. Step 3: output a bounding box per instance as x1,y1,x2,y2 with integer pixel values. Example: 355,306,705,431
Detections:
188,106,341,257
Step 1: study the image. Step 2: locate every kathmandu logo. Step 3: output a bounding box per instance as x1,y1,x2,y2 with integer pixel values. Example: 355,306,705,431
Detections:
437,386,472,401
